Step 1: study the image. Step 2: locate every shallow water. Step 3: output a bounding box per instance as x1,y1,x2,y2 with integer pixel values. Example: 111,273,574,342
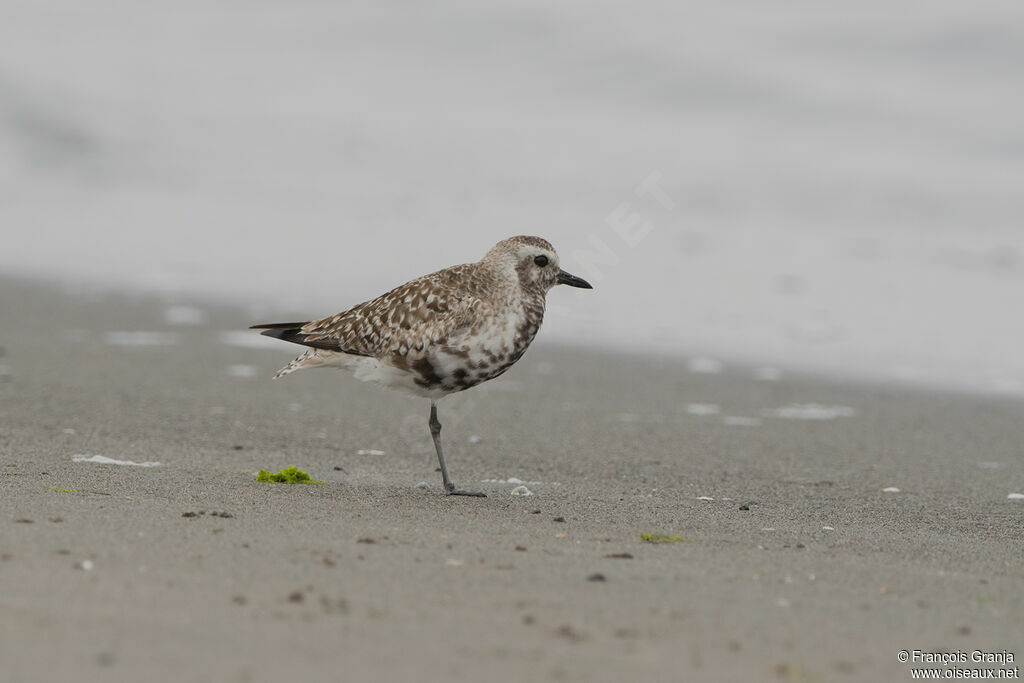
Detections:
2,1,1022,395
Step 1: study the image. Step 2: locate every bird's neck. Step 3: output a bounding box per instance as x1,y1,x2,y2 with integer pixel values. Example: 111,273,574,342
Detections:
509,292,545,361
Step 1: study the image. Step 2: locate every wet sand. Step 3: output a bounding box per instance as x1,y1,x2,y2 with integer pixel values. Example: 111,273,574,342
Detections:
1,278,1022,682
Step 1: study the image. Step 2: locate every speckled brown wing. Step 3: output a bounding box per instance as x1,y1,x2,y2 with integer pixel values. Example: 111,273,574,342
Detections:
297,264,489,359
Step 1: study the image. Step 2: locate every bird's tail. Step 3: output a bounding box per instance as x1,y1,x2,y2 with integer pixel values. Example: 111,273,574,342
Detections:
274,357,304,379
273,349,326,378
249,321,340,378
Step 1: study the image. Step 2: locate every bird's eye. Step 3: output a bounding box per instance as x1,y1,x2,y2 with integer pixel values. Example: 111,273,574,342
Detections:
534,255,549,267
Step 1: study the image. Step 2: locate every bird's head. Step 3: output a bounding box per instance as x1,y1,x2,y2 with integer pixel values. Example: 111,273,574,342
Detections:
485,236,593,294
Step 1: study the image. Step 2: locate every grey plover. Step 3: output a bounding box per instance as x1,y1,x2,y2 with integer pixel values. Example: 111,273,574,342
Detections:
251,235,592,497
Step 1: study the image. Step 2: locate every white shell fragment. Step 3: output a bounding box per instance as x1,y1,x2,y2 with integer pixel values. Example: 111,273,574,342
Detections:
72,454,160,467
510,485,533,497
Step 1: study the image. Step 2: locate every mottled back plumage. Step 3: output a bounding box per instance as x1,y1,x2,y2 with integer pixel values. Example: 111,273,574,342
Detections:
254,236,574,397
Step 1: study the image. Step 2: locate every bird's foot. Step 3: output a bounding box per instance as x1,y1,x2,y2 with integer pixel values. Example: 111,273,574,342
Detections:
444,486,487,498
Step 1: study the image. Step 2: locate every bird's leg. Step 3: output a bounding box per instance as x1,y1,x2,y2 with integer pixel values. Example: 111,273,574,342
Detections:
429,401,486,497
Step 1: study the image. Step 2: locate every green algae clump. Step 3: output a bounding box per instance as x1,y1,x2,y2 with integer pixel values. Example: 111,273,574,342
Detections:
640,533,689,544
256,466,324,485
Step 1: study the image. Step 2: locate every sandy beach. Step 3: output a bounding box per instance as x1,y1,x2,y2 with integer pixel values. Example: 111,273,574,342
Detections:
1,277,1022,682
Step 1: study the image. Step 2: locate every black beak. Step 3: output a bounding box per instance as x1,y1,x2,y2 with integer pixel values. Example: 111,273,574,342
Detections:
556,269,593,289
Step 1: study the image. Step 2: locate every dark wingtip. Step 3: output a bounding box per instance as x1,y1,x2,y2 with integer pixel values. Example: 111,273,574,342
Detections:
248,321,370,356
249,321,310,330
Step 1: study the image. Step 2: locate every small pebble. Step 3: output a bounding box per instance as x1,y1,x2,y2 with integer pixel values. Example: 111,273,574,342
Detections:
553,516,566,523
556,624,585,642
587,573,606,582
739,505,750,511
288,590,304,603
882,487,901,493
